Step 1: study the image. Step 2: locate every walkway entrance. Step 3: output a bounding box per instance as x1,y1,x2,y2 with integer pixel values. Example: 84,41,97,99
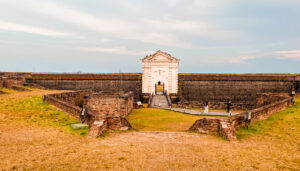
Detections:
155,81,164,95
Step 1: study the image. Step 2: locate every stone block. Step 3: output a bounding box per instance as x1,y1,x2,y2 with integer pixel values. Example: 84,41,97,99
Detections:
70,123,89,130
88,120,107,137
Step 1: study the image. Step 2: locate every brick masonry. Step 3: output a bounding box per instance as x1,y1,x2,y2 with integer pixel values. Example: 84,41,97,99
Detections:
25,73,142,102
44,93,83,120
44,91,134,137
23,73,300,105
179,74,299,110
0,72,29,89
83,91,134,119
189,93,292,140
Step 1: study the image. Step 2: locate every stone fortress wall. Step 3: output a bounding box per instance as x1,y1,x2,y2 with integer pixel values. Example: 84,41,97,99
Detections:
178,74,299,110
1,72,300,106
25,73,142,101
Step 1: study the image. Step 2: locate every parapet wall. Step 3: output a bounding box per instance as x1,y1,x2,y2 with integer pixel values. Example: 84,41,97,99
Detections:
51,90,93,107
179,74,298,110
44,93,83,120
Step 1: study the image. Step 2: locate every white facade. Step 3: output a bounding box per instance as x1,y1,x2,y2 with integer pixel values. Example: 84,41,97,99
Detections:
142,50,179,95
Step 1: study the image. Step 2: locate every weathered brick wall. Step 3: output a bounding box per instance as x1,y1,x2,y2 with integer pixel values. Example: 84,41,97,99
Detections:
44,94,82,121
44,91,134,134
0,72,29,88
52,90,92,107
189,94,292,140
83,91,134,119
0,76,3,88
25,73,299,105
179,74,297,110
189,118,221,134
296,79,300,93
255,93,288,108
244,97,291,124
26,73,142,101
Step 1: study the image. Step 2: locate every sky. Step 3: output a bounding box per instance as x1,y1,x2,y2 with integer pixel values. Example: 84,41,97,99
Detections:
0,0,299,73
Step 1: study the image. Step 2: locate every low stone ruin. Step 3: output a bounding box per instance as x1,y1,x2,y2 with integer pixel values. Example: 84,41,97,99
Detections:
189,93,293,141
0,72,32,91
44,91,134,137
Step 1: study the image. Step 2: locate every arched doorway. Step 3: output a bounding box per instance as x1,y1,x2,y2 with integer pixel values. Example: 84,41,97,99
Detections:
155,81,164,95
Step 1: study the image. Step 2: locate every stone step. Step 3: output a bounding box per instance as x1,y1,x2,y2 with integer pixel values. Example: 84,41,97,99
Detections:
150,95,170,108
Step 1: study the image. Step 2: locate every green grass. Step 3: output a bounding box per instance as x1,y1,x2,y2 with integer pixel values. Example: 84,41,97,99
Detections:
127,108,221,131
236,98,300,139
0,87,17,94
0,95,89,136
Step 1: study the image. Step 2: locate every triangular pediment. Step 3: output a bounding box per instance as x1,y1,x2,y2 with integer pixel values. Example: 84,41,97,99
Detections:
142,50,179,62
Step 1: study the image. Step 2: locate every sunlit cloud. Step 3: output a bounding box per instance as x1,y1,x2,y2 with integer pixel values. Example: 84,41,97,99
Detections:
0,20,78,38
80,47,154,56
276,50,300,60
18,0,242,48
228,55,257,64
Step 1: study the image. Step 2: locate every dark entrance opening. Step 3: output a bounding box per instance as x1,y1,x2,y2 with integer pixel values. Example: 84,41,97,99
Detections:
155,81,164,95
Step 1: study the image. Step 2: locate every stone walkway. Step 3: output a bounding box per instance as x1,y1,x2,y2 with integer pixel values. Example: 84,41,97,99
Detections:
161,107,239,116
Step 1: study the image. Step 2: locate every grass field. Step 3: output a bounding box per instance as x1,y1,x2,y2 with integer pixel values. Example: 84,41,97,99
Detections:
0,89,299,170
0,89,89,135
236,98,300,139
127,108,223,131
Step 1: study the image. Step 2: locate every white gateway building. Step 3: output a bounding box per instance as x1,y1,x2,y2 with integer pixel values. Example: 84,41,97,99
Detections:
142,50,179,95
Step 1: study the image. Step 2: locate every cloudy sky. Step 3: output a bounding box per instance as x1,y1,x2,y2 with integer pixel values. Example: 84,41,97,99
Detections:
0,0,299,73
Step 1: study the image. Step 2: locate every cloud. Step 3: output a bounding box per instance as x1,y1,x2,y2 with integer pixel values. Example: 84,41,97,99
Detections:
203,54,257,65
25,1,195,48
80,47,154,56
18,0,240,48
276,50,300,60
0,20,78,38
228,55,257,64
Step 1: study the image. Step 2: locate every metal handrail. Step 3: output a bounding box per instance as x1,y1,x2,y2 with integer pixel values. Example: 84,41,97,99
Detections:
165,92,172,108
148,93,153,107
